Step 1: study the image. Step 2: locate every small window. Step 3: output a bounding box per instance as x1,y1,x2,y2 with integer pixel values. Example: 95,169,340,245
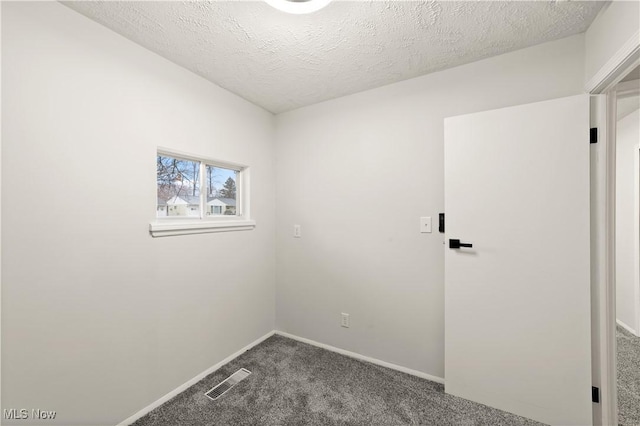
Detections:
156,155,201,218
205,164,238,217
151,150,254,237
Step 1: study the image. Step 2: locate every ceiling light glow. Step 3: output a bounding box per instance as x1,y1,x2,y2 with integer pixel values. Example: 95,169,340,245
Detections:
264,0,332,14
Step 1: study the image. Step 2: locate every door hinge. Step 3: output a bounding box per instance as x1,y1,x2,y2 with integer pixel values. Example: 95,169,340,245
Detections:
590,128,598,144
439,213,445,233
592,386,600,403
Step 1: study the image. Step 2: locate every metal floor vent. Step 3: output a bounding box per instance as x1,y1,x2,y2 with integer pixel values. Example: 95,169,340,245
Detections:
205,368,251,401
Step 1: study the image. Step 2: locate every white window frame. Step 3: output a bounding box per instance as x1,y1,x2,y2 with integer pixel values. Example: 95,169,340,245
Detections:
150,148,254,237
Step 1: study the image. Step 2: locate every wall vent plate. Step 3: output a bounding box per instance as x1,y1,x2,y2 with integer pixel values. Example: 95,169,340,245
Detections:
205,368,251,401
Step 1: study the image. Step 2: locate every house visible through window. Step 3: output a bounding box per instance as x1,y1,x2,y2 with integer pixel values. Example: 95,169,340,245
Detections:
156,152,242,219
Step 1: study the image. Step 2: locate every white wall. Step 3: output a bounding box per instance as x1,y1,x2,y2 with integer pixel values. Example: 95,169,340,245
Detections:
275,34,586,379
616,107,640,335
584,1,640,88
1,2,275,425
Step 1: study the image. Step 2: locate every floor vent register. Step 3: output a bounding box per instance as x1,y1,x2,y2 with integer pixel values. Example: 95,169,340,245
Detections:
205,368,252,401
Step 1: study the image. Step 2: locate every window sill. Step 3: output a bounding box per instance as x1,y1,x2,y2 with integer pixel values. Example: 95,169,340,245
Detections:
149,219,256,237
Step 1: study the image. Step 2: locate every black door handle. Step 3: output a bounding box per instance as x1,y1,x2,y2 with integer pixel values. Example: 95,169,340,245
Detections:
449,239,473,249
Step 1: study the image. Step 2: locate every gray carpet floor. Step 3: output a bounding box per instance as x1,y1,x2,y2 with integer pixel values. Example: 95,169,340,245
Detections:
617,326,640,426
133,335,543,426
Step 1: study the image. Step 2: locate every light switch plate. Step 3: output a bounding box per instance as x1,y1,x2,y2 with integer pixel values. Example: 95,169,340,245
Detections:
293,225,302,238
420,217,432,233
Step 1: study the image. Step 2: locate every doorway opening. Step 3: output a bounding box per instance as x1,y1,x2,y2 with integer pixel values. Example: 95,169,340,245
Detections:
613,70,640,426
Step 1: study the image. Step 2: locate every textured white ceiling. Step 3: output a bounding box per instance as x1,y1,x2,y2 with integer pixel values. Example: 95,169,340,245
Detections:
63,1,605,113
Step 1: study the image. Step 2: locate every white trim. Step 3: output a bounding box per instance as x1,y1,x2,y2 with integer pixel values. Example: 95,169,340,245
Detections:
149,219,256,237
591,93,618,426
597,90,623,425
604,91,619,426
585,30,640,94
274,331,445,385
116,331,275,426
616,319,639,337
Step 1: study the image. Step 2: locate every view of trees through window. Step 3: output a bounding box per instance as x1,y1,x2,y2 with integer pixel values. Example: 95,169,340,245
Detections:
157,154,238,218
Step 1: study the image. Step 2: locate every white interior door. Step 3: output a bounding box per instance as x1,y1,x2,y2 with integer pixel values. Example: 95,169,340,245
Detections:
444,95,592,426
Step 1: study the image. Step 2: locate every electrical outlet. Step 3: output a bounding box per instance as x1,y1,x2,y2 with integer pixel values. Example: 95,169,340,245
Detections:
341,313,350,328
293,225,301,238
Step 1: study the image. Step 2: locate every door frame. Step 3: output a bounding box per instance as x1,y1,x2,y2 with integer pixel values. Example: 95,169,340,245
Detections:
588,35,640,426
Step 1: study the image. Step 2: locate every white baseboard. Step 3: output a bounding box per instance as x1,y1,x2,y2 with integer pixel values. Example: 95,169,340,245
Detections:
616,319,639,337
275,330,445,385
116,330,276,426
